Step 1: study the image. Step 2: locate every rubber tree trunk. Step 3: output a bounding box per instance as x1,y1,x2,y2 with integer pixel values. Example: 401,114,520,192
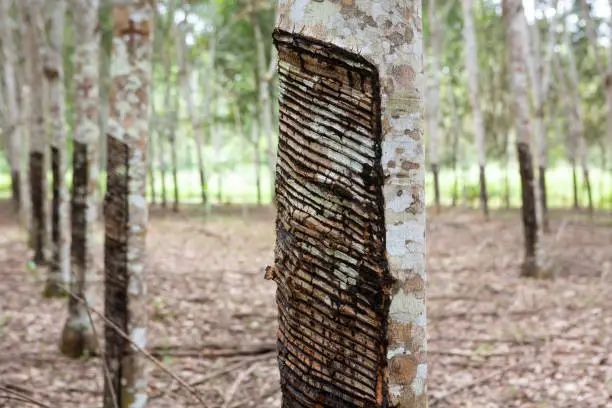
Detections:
175,22,210,207
24,0,49,266
504,0,542,278
448,87,461,208
1,0,22,213
170,135,179,212
251,120,262,205
270,1,427,406
564,27,592,214
60,0,99,357
427,0,442,213
462,0,489,219
147,128,156,205
103,2,153,407
43,0,70,298
252,11,277,202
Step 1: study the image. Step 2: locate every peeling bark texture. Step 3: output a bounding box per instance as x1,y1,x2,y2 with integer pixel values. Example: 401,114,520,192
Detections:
504,0,542,278
60,0,100,357
1,0,22,212
103,1,153,407
462,0,488,219
44,0,70,298
272,1,426,406
24,0,49,266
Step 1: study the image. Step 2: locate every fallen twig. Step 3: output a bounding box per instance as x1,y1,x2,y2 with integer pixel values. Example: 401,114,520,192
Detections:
222,362,259,408
0,385,52,408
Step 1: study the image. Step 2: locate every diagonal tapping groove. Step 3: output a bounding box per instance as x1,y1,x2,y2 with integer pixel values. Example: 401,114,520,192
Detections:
272,30,392,408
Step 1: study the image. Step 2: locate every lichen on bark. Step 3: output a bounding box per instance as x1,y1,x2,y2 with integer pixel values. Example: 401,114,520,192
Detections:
272,1,426,406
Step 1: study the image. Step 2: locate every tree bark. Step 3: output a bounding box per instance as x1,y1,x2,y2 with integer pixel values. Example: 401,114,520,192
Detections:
462,0,489,219
1,0,22,212
43,0,70,298
271,1,426,405
103,2,153,407
504,0,542,278
24,0,49,266
60,0,100,357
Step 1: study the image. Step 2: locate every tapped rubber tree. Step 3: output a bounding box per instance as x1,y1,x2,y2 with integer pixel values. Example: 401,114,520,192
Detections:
103,1,154,407
59,0,100,357
268,0,427,406
504,0,542,278
461,0,489,219
43,0,70,298
23,0,49,266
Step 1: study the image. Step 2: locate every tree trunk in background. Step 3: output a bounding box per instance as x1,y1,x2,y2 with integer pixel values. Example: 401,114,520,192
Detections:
428,0,442,213
175,23,211,207
271,1,427,405
60,0,99,357
563,28,593,214
170,134,179,212
43,0,70,297
504,0,542,278
19,85,32,233
151,95,166,208
148,127,157,205
462,0,488,219
523,5,557,232
448,86,462,208
504,131,512,209
103,2,153,406
1,0,22,212
553,55,580,210
24,0,48,266
251,120,262,205
252,12,276,202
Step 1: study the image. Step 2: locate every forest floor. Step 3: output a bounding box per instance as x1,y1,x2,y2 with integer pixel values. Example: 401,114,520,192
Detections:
0,201,611,408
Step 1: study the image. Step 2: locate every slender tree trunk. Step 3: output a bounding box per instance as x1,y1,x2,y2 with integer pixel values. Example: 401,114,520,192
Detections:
43,0,70,297
448,87,461,208
60,0,99,357
19,85,32,233
1,0,22,212
271,1,426,405
504,0,542,278
505,130,514,209
252,120,262,205
103,2,153,406
175,22,210,207
428,0,442,213
523,6,557,232
571,159,579,209
170,135,179,212
563,26,592,214
462,0,488,219
24,0,49,266
148,129,156,205
252,12,276,201
151,94,167,208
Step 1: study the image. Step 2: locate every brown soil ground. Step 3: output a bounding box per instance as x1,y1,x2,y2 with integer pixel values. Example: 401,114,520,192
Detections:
0,201,610,407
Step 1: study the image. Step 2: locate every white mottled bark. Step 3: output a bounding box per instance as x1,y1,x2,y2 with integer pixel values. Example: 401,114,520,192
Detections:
504,0,542,277
44,0,71,296
274,1,426,405
60,0,99,357
104,1,154,406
